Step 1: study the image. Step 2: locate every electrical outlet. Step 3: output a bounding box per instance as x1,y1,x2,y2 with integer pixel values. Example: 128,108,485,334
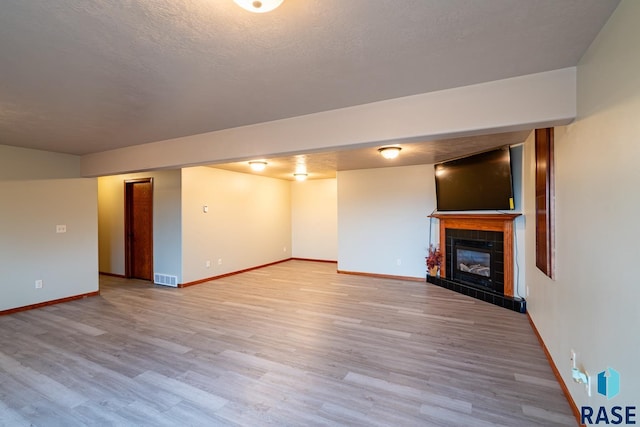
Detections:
56,224,66,233
205,260,211,268
218,258,222,265
570,349,576,369
396,258,402,266
283,246,287,252
35,279,43,289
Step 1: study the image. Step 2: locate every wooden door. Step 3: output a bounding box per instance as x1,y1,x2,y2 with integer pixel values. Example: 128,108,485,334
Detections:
125,179,153,281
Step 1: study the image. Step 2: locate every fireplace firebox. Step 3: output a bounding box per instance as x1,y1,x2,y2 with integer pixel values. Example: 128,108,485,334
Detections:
446,229,505,295
451,239,501,293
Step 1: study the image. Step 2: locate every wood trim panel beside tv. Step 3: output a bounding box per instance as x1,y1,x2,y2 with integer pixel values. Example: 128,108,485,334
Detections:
535,128,555,278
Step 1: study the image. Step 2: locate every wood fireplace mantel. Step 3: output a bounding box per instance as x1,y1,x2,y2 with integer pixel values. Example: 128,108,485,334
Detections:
430,213,521,297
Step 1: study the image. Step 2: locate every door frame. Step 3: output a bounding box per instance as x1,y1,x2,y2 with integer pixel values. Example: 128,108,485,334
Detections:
124,178,154,279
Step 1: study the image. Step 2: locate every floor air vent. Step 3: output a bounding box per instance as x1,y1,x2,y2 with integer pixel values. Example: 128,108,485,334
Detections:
154,273,178,287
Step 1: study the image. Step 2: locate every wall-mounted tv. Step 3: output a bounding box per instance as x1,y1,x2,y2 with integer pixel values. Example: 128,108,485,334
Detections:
434,146,514,211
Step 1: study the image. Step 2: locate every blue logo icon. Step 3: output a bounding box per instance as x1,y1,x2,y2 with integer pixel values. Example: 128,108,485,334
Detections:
597,367,620,399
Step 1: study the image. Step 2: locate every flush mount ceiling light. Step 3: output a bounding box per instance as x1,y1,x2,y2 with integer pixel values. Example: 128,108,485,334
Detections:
234,0,284,13
293,173,308,181
249,161,267,171
378,146,402,160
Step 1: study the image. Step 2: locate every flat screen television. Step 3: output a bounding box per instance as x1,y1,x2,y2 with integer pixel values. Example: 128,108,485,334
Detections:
434,146,514,211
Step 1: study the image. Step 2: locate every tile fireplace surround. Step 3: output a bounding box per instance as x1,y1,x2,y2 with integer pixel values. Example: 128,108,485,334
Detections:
427,213,526,313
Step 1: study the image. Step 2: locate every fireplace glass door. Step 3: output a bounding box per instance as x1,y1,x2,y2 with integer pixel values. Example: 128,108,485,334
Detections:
457,248,490,277
451,238,497,291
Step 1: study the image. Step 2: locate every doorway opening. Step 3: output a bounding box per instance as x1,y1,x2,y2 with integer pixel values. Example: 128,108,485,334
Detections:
125,178,153,281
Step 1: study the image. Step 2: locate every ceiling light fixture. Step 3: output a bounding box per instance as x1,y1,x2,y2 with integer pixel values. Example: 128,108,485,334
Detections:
378,146,402,160
234,0,284,13
293,173,308,181
249,161,267,171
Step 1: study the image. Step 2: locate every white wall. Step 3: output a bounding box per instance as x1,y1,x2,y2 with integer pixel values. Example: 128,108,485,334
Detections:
337,165,435,278
525,0,640,408
291,179,337,261
97,170,182,280
181,167,291,284
0,145,98,312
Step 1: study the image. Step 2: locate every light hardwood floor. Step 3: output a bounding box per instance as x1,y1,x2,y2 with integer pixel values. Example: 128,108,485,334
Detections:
0,260,575,426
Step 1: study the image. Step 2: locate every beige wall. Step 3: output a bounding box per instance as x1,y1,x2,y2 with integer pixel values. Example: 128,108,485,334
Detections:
97,170,182,280
181,167,291,284
0,144,81,180
291,179,337,261
525,0,640,407
0,145,98,311
337,165,436,278
97,167,405,286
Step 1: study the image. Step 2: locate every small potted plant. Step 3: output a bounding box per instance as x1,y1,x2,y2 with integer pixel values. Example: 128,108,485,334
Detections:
426,244,442,276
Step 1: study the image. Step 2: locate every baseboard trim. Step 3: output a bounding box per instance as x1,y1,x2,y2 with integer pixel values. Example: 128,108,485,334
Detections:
99,272,126,278
0,291,100,316
527,313,582,426
290,258,337,264
179,259,293,288
337,270,424,282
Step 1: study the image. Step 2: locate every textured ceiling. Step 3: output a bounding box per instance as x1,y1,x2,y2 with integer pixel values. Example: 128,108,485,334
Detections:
212,130,532,180
0,0,619,158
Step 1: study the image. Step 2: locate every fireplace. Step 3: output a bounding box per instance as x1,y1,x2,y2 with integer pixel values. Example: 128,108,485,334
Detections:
450,237,503,294
427,213,525,313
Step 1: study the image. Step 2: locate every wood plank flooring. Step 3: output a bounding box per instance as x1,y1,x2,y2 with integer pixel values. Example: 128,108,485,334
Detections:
0,260,575,426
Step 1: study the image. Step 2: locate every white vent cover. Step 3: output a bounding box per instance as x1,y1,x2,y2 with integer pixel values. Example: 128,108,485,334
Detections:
154,273,178,287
